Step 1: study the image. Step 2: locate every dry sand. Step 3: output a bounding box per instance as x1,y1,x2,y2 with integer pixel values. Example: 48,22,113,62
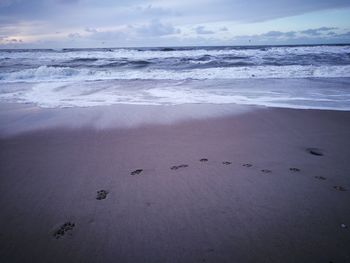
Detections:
0,105,350,262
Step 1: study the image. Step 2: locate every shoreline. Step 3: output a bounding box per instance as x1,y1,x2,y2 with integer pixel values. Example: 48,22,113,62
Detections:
0,102,259,137
1,102,350,137
0,104,350,262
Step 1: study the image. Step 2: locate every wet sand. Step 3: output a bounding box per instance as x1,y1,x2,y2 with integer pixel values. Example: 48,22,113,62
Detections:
0,105,350,262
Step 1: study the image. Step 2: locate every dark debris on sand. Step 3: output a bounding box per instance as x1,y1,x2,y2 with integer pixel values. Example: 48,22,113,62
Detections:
131,169,143,175
315,176,326,180
96,190,108,200
306,147,324,156
170,164,189,170
53,222,75,239
200,158,208,162
333,186,346,191
222,161,231,165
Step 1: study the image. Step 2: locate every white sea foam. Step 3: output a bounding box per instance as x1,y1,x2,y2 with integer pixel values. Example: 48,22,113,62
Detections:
1,78,350,110
1,65,350,82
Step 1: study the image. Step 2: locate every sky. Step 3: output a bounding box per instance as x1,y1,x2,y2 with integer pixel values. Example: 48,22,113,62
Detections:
0,0,350,48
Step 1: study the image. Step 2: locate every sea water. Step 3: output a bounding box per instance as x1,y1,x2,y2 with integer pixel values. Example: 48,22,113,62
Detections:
1,45,350,110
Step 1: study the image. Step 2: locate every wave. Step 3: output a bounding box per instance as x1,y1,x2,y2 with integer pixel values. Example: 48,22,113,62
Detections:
0,66,82,81
1,65,350,82
1,45,349,61
1,45,350,110
1,45,349,77
69,58,99,62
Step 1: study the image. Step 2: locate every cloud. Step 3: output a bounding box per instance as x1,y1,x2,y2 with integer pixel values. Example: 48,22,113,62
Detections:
261,30,296,38
133,4,180,17
301,27,338,36
238,27,340,40
262,31,286,37
0,0,51,19
231,27,350,45
86,29,127,41
85,27,98,33
8,38,22,42
194,26,214,34
136,19,181,37
68,32,81,38
335,31,350,38
1,0,350,47
230,30,297,42
80,20,180,44
327,31,337,36
0,36,23,45
2,0,350,27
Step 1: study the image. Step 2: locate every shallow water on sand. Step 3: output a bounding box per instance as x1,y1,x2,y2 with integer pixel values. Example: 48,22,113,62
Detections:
0,78,350,110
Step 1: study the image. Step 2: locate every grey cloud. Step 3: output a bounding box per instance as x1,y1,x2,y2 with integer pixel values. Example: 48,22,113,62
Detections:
2,0,350,28
68,32,81,38
301,27,337,36
8,38,22,42
195,26,214,34
134,4,180,17
85,27,98,33
0,36,23,44
301,29,321,36
333,31,350,38
317,26,338,31
136,20,181,37
0,0,52,18
252,30,297,39
82,20,180,43
87,29,126,41
327,31,337,36
232,27,350,45
243,28,340,40
0,0,143,21
1,0,350,47
285,31,297,38
262,31,286,37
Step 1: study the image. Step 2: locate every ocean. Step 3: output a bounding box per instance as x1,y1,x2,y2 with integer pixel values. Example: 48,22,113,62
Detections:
1,44,350,109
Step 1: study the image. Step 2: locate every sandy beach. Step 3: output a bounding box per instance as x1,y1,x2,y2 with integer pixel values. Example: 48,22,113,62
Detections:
0,104,350,263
